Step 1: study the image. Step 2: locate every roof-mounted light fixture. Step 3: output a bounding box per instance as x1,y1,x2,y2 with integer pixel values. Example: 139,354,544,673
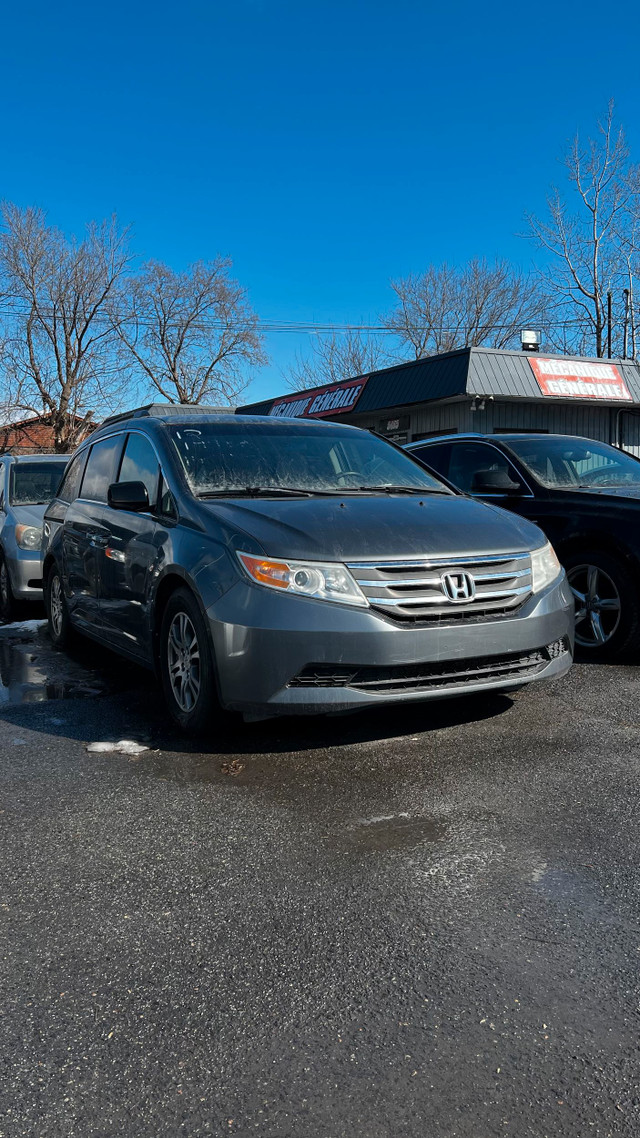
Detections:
521,329,540,352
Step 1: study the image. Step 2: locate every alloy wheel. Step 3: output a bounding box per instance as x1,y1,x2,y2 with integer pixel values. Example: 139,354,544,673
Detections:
167,611,201,712
567,563,622,648
50,574,64,638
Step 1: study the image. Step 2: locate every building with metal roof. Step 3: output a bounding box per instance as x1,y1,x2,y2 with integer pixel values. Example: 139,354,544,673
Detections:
238,346,640,453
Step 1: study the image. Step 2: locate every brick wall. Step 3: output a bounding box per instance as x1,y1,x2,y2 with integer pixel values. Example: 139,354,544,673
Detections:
0,418,95,454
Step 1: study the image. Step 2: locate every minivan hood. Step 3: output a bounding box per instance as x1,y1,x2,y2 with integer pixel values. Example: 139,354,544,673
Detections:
203,495,545,561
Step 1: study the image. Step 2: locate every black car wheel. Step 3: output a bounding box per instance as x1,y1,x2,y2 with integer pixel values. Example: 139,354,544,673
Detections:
160,587,228,735
565,549,640,659
0,554,15,623
45,564,72,647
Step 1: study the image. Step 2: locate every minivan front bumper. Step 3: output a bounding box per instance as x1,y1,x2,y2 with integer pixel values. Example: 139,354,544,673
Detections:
206,572,574,717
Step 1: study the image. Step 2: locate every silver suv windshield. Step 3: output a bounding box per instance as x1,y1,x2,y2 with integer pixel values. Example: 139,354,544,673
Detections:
9,461,68,505
169,421,450,497
506,437,640,490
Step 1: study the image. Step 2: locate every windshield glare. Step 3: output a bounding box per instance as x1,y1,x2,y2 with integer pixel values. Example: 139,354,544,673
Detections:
169,422,448,495
506,437,640,489
9,462,68,506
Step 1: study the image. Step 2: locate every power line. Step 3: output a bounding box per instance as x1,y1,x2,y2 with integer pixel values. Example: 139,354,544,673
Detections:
0,304,616,336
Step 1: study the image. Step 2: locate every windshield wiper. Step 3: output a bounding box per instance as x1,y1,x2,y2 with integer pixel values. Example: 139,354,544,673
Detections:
198,486,338,498
347,484,451,495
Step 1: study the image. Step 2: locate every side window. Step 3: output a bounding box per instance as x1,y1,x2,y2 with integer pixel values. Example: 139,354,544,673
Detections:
411,443,452,479
119,433,160,508
57,451,88,504
448,443,518,494
0,464,5,509
158,474,178,520
81,435,124,503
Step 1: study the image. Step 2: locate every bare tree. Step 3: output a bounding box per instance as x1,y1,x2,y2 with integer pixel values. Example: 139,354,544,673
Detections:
527,102,640,357
383,258,544,358
118,259,266,405
285,329,393,391
0,203,132,451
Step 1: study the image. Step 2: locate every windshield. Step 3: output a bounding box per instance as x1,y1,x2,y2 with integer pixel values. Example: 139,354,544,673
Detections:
169,422,449,496
9,461,68,505
506,437,640,490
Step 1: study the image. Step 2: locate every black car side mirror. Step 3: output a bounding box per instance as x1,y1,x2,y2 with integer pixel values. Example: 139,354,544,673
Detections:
108,480,150,512
471,468,523,494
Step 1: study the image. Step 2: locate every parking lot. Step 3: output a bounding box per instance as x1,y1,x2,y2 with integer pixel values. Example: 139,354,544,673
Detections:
0,621,639,1137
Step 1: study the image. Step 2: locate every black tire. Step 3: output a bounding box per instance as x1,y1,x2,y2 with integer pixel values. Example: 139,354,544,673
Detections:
45,563,73,648
0,553,16,623
564,548,640,661
159,587,230,735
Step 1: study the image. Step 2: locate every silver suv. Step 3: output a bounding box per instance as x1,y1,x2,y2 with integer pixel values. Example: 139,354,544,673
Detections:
0,454,69,621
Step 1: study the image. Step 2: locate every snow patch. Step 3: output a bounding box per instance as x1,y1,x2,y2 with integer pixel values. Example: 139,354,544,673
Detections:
86,740,148,755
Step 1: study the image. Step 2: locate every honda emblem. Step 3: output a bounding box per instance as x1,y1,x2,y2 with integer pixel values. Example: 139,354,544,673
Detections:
441,571,476,603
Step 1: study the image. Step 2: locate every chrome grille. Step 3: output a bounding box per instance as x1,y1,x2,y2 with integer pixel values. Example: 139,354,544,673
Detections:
347,552,532,623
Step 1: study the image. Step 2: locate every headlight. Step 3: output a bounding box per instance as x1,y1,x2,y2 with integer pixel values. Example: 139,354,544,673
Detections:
237,552,369,607
530,542,562,593
15,524,42,551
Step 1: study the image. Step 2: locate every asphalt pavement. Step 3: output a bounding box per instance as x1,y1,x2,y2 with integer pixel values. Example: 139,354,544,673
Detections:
1,622,640,1137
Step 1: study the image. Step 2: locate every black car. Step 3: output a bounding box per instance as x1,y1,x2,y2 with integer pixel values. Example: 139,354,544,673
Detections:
406,432,640,659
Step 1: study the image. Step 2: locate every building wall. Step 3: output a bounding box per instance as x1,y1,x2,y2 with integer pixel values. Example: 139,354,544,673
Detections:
348,398,640,452
0,417,94,454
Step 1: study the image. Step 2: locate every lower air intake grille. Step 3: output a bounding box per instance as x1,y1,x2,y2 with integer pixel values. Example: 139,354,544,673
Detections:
289,638,570,695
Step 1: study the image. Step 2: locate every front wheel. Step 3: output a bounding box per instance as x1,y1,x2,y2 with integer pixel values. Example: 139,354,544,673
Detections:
45,564,73,648
0,554,16,623
159,587,231,735
564,549,640,660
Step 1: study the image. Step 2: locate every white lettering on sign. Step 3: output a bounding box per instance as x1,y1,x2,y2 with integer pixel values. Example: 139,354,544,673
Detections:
269,376,369,418
529,357,632,401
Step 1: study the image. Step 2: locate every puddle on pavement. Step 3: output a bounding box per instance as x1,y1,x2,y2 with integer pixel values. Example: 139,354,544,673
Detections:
0,621,146,705
344,813,448,852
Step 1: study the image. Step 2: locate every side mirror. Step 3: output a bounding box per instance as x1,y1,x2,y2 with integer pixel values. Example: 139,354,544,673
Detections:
471,468,523,495
108,480,150,512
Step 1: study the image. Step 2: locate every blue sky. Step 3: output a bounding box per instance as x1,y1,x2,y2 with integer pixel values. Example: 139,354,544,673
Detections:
2,0,639,404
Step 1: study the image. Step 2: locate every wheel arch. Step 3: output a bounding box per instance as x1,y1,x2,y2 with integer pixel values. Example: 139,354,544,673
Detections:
555,530,640,572
151,569,209,665
42,551,56,583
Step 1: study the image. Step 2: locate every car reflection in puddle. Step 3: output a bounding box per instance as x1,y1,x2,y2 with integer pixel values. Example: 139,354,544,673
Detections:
0,621,145,705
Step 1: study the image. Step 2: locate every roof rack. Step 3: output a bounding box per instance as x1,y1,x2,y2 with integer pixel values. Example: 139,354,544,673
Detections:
100,403,235,427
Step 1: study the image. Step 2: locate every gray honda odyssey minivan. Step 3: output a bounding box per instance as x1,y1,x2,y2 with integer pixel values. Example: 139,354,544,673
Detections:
42,406,574,731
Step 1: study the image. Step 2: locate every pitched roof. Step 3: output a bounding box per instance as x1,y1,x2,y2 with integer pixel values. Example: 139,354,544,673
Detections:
238,347,640,416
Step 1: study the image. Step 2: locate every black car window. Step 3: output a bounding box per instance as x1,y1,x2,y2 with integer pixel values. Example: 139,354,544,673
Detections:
447,443,516,494
506,436,640,489
411,443,453,479
119,433,160,508
81,435,124,503
9,461,69,506
57,452,88,503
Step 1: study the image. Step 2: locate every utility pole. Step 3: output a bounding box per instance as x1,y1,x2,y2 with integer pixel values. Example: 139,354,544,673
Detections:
607,291,613,358
623,289,630,359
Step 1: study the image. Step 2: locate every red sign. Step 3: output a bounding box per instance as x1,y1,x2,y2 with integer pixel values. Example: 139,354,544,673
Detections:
269,376,369,419
529,357,631,401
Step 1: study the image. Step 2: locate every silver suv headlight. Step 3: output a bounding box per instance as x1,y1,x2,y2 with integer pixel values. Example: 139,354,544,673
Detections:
530,542,562,593
237,552,369,607
15,524,42,551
